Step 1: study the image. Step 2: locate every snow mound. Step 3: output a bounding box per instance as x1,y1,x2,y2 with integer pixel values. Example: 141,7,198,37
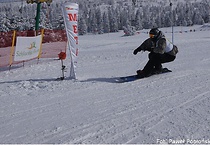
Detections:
199,23,210,31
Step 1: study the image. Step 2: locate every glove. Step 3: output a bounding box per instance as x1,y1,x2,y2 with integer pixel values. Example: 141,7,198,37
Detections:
133,49,139,55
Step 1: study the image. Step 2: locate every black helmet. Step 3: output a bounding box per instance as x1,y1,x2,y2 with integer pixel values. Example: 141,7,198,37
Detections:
149,28,160,39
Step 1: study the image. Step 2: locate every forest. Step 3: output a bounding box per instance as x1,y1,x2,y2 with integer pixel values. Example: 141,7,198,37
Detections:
0,0,209,35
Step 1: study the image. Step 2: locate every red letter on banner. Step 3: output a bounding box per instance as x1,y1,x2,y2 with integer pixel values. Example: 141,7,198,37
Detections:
74,36,78,44
73,25,78,33
68,13,77,21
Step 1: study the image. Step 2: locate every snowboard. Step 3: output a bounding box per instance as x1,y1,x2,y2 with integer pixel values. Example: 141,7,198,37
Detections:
115,68,172,83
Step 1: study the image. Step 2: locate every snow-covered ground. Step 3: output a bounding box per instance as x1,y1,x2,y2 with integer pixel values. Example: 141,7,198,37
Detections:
0,25,210,144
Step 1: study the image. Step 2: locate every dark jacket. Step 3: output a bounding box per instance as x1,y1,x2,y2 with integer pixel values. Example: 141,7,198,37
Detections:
135,32,178,56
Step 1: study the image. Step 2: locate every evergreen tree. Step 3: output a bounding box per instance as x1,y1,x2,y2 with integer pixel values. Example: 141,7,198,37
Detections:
123,19,135,36
78,13,87,35
119,7,128,30
103,12,110,33
142,6,151,29
199,0,210,23
185,3,193,26
108,6,118,32
96,8,103,34
135,8,143,30
89,8,98,34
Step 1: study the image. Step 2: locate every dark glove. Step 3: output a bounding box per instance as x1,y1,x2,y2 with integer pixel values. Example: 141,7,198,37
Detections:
133,49,139,55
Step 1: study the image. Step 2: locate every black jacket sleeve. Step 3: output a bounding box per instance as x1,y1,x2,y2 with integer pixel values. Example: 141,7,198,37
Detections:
135,38,152,52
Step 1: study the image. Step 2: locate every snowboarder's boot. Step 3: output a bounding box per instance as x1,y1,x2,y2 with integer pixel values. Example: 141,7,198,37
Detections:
151,68,162,75
136,70,146,78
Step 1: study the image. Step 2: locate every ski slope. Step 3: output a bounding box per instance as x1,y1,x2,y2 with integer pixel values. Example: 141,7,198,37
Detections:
0,25,210,144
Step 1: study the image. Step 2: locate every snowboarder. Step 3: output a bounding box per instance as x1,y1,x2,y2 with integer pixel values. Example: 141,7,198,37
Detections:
133,28,178,78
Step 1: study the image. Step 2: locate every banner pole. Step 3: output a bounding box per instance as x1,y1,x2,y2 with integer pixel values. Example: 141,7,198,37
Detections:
9,30,16,70
35,2,41,35
37,29,44,64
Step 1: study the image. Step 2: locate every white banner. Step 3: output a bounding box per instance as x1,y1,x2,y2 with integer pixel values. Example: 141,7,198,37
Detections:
14,35,42,61
62,2,79,79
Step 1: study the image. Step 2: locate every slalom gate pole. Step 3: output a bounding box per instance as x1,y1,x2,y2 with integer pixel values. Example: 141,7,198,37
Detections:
60,59,65,80
58,51,66,80
170,1,174,44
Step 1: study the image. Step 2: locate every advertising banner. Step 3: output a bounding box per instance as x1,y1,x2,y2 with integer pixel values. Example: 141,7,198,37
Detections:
62,2,79,79
14,35,42,61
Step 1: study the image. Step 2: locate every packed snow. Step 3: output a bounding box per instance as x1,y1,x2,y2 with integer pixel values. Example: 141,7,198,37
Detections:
0,25,210,144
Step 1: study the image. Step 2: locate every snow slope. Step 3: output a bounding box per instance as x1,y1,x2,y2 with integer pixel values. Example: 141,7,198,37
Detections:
0,25,210,144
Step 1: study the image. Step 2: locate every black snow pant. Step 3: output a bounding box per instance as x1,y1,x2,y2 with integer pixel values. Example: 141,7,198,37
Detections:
143,52,176,76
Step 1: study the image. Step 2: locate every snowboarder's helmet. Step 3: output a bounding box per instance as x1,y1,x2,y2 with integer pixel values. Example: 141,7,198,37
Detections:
149,28,160,39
